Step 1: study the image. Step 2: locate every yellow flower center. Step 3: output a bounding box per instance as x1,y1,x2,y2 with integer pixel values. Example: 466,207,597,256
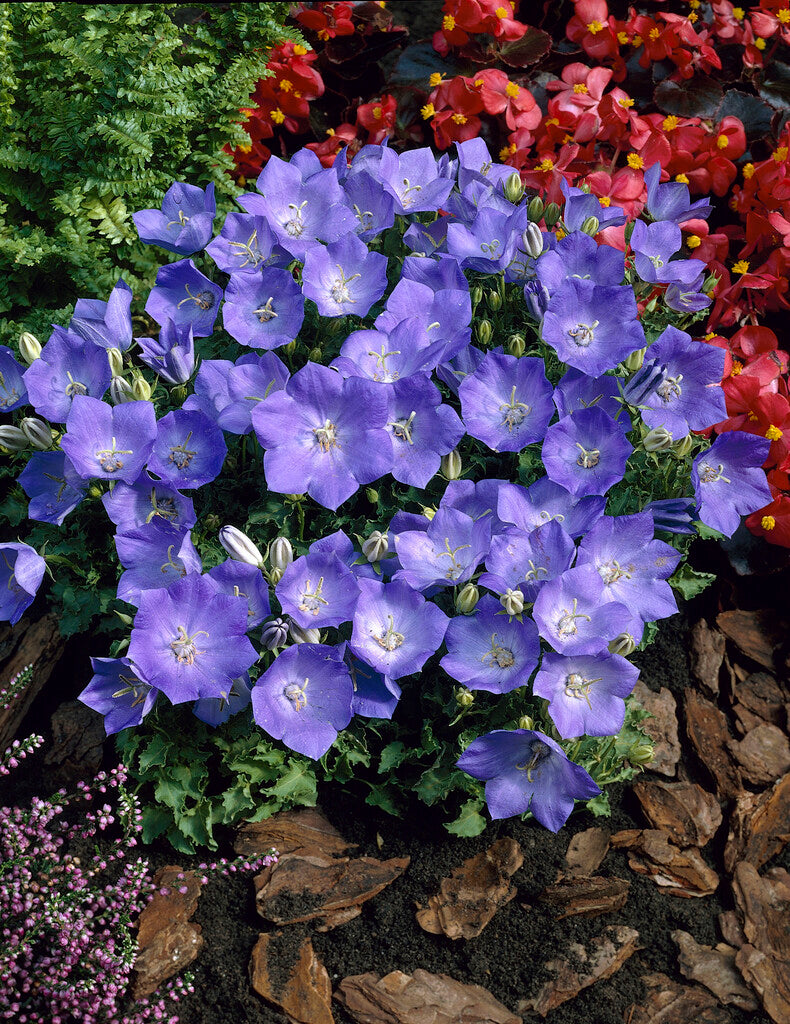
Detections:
731,359,743,375
326,128,336,137
505,82,520,98
474,78,484,87
599,196,611,207
775,146,789,162
633,34,643,46
733,260,750,274
716,133,729,149
452,113,467,124
627,153,644,169
429,72,444,87
762,515,776,530
271,108,285,124
732,7,745,19
420,103,435,120
688,11,698,23
587,20,603,34
755,37,766,49
373,105,382,119
779,9,790,23
563,133,574,144
675,173,689,184
279,78,293,92
649,27,661,39
766,424,784,440
687,234,702,249
555,227,567,240
743,162,755,178
619,96,634,107
663,115,679,131
617,31,629,44
443,14,456,30
499,143,517,159
293,43,309,55
537,157,554,172
573,83,589,94
495,5,509,17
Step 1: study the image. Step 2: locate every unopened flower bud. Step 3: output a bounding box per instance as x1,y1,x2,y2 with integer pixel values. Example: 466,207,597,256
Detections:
282,339,297,356
131,377,152,402
455,687,474,708
455,582,479,615
543,202,561,228
503,171,525,204
288,620,320,645
268,566,284,585
107,347,124,377
0,425,28,451
284,493,305,502
114,610,134,626
623,347,646,372
580,215,600,237
308,347,322,362
88,485,103,499
527,195,545,222
441,450,462,480
501,588,525,616
366,487,379,504
621,358,666,406
522,221,544,259
486,290,502,312
171,384,187,405
20,417,52,450
524,280,550,320
18,332,41,364
628,739,655,767
643,426,674,452
109,377,134,404
269,537,294,571
672,435,693,458
261,617,289,650
421,505,437,521
507,333,525,358
219,525,264,568
362,530,389,563
204,513,221,531
471,285,483,309
476,319,492,346
608,632,636,656
517,715,535,730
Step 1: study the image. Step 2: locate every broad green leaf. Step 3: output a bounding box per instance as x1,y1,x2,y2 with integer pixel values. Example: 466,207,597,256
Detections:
445,798,487,837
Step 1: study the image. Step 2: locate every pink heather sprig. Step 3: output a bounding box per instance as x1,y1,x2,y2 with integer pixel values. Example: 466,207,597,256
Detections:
0,733,44,776
0,664,34,712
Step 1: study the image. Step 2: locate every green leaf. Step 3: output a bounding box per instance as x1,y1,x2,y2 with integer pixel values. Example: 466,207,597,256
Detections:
586,792,611,817
378,741,407,773
138,733,172,773
141,804,171,843
269,761,318,805
445,798,487,837
669,563,717,600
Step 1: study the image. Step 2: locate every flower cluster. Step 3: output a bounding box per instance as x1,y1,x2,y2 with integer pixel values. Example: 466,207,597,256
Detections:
1,138,774,832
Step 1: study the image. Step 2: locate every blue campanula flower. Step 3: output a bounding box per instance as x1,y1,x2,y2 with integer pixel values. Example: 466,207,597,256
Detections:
560,178,627,231
344,650,401,719
133,181,216,255
541,279,646,375
222,266,305,349
446,205,526,274
455,138,514,192
644,162,712,224
70,279,134,351
542,407,632,497
251,643,354,759
79,657,158,735
385,376,465,488
342,170,396,241
639,326,726,440
101,476,196,532
127,573,258,704
61,396,156,484
333,322,449,383
145,259,223,337
309,529,376,581
440,594,540,694
456,729,600,828
532,565,628,655
497,478,605,539
147,409,227,490
207,560,271,628
691,433,773,537
350,578,449,680
459,351,555,453
630,220,705,288
535,232,625,293
377,146,454,215
403,216,452,256
375,278,472,355
401,254,469,294
216,352,290,435
0,346,28,411
554,368,630,429
302,234,388,318
115,521,202,606
479,520,575,602
24,328,112,423
137,319,196,385
436,343,490,396
193,674,252,727
182,358,235,422
276,550,360,629
533,652,639,739
645,497,697,535
0,542,46,624
663,283,712,313
393,507,491,592
441,478,509,537
205,212,290,274
18,451,86,525
239,156,357,260
252,361,392,510
575,512,680,625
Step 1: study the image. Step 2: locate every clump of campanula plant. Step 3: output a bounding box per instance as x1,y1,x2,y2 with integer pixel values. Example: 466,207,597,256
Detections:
0,139,773,847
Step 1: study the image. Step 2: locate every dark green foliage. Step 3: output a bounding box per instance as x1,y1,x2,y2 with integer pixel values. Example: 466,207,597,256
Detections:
0,3,299,345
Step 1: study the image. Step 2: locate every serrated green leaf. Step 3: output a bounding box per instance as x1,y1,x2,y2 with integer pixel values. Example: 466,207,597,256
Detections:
586,792,611,817
141,804,171,843
669,563,717,600
138,733,172,773
269,761,318,805
378,741,407,773
445,798,487,837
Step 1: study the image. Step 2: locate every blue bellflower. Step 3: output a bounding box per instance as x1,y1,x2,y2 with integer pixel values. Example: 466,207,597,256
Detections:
480,520,575,602
542,407,633,497
0,542,47,625
79,657,158,736
691,433,772,536
24,328,112,423
533,652,639,739
497,478,605,539
393,507,491,591
19,451,86,526
61,396,157,484
302,234,388,318
101,477,196,532
145,259,223,337
207,560,271,628
222,267,305,350
147,409,227,490
115,522,202,606
205,211,290,274
137,320,196,385
0,346,28,411
532,565,628,655
276,550,361,629
70,280,134,351
134,181,216,255
385,376,465,488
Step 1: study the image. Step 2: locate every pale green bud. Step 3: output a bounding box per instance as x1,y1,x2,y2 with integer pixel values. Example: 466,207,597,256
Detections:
471,285,483,309
0,425,28,451
486,290,502,312
20,417,52,451
114,610,134,626
608,632,637,656
204,513,221,531
672,435,693,458
131,377,152,402
628,739,655,767
282,339,297,356
455,687,474,708
623,347,646,372
18,332,41,365
441,450,462,480
88,485,103,499
284,493,305,502
289,620,320,645
455,582,479,615
362,530,389,563
643,426,674,452
269,537,294,571
171,384,187,405
268,566,284,585
308,347,322,362
476,319,493,346
109,377,134,405
517,715,535,730
507,333,525,358
580,215,600,237
501,588,525,616
503,171,525,204
107,347,124,377
421,505,437,521
219,525,264,568
527,196,545,223
522,221,544,259
366,487,379,504
543,202,561,229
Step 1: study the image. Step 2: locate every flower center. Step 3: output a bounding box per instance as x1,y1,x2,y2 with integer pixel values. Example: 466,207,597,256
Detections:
170,625,209,665
367,345,401,382
0,369,19,408
284,200,308,237
159,544,187,578
177,284,215,311
313,419,340,452
516,739,551,782
169,431,196,471
400,178,423,208
374,613,404,651
575,443,601,468
389,411,416,444
568,320,599,347
480,239,501,257
524,559,549,582
353,205,375,232
254,297,278,322
498,385,531,432
564,671,602,708
481,633,515,669
299,577,329,616
146,491,178,523
95,435,133,473
556,597,592,637
228,230,263,268
111,673,151,707
284,677,309,711
329,265,361,305
166,210,190,229
598,559,630,585
656,374,683,402
65,371,88,398
699,462,731,484
436,536,472,581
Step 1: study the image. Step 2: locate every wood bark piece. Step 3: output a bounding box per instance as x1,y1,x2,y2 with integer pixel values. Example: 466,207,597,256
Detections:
633,780,722,847
255,851,409,930
611,829,719,897
133,866,203,998
43,700,105,781
724,773,790,872
733,672,789,731
718,911,746,949
562,826,610,877
625,972,732,1024
631,681,680,777
249,933,334,1024
732,862,790,962
335,969,521,1024
727,724,790,787
683,689,742,799
538,875,629,919
415,837,522,940
0,613,63,749
517,924,639,1017
689,619,725,696
234,806,355,859
671,930,758,1010
735,945,790,1024
716,609,786,670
